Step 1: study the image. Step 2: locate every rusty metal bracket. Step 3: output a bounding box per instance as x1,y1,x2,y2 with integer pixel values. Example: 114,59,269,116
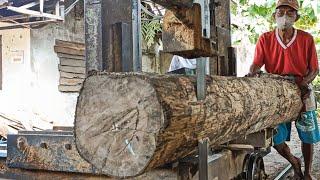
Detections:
7,130,98,174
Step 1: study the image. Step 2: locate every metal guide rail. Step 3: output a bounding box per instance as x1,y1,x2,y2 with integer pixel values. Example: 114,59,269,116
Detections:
6,129,98,174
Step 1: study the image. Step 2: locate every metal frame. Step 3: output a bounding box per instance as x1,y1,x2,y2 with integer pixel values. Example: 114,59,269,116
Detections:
194,0,210,100
7,130,98,174
132,0,142,72
0,0,68,29
7,0,64,19
198,138,209,180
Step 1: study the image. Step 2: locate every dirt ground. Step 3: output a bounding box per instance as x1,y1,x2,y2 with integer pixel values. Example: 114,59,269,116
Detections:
264,123,320,179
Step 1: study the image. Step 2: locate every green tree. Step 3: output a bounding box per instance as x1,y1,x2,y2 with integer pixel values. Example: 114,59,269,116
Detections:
231,0,319,44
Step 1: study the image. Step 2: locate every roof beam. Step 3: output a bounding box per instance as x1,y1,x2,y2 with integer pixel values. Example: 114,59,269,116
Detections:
7,5,64,20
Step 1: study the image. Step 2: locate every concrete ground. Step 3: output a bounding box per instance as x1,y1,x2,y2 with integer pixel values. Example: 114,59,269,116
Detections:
264,123,320,179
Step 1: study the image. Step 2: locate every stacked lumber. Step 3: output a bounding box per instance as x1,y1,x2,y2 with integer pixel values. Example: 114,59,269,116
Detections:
74,73,303,178
54,40,85,93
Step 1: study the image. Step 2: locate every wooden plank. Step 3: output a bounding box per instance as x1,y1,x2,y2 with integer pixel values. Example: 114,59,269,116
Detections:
215,0,231,30
159,51,173,74
57,53,84,60
54,46,85,56
209,56,218,75
112,22,132,72
55,40,85,49
228,47,237,76
59,85,82,92
60,72,85,79
162,5,215,58
59,65,85,74
59,78,84,86
151,0,193,9
60,58,85,67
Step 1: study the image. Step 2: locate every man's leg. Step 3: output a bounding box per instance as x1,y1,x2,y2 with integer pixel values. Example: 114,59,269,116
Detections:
296,110,320,179
274,123,303,178
274,143,303,178
302,143,313,180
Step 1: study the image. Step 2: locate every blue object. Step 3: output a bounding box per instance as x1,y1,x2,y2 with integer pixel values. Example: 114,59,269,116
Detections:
274,111,320,145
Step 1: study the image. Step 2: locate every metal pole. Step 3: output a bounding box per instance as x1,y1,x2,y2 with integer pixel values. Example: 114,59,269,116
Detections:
132,0,142,72
84,0,103,74
197,57,206,100
198,138,209,180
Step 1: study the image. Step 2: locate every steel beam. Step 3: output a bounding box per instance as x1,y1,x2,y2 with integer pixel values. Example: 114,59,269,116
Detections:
196,57,206,100
7,131,98,174
198,138,209,180
84,0,103,73
132,0,142,71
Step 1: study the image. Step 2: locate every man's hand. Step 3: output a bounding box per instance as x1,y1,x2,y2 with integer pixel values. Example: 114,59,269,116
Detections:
299,69,318,100
246,64,262,77
299,84,311,100
246,71,262,77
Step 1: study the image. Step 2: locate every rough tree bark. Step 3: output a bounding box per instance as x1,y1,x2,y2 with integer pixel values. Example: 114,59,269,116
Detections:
74,73,302,178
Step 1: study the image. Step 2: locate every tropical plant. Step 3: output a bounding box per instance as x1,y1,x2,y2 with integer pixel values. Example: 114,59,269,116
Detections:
231,0,319,44
141,2,163,49
141,17,162,49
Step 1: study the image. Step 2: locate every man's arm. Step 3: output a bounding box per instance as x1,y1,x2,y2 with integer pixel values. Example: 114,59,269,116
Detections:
248,64,262,76
301,37,319,86
301,69,319,86
247,35,265,77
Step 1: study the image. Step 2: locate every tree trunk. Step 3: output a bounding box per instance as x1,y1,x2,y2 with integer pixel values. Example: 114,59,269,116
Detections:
74,73,302,178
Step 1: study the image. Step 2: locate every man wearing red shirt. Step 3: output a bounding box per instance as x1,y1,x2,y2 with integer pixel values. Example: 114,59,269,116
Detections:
248,0,319,179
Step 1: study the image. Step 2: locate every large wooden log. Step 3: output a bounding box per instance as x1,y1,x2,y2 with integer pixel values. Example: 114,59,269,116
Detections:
74,73,302,178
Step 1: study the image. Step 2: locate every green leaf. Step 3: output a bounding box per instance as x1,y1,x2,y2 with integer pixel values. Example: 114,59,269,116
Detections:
240,0,248,6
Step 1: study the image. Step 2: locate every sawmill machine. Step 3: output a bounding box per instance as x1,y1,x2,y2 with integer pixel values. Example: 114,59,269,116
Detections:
1,1,283,180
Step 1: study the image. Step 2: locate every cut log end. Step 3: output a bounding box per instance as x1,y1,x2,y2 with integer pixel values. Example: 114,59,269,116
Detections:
74,74,164,177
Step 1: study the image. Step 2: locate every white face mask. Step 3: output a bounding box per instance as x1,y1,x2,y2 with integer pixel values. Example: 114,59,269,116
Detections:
276,15,296,30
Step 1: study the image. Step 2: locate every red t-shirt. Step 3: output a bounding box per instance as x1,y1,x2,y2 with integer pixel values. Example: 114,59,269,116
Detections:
253,29,319,83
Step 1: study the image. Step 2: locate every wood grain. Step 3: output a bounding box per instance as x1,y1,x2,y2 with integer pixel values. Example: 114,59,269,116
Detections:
59,65,85,74
59,85,82,92
60,58,85,67
74,73,302,177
